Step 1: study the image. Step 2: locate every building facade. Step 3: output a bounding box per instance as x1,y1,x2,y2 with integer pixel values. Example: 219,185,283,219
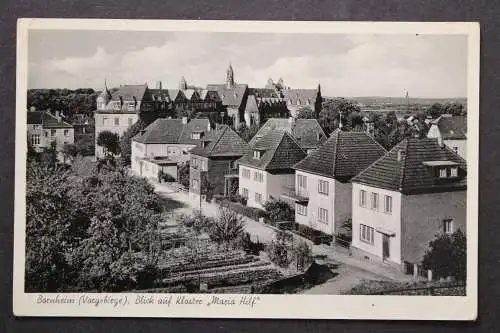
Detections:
238,131,306,209
27,110,75,161
188,125,249,201
289,130,386,237
351,138,467,272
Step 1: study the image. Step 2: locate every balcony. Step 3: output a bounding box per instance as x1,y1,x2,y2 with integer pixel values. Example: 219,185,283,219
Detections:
280,185,309,204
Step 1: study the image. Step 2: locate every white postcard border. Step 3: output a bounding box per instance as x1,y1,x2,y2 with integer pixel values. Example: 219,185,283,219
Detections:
13,18,479,320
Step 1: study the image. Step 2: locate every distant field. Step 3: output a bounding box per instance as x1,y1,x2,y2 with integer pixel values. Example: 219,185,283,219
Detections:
325,96,467,106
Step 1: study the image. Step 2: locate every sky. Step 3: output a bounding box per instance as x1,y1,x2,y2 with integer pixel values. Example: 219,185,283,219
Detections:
28,30,468,98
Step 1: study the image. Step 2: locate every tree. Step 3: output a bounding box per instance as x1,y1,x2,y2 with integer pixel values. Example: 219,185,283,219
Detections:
263,199,294,222
177,161,190,188
74,136,95,156
97,131,120,156
62,143,78,163
237,123,260,143
201,177,216,202
119,119,147,165
318,98,361,134
427,103,444,119
296,106,317,119
266,231,292,268
292,240,313,271
207,207,246,250
422,229,466,281
40,141,58,168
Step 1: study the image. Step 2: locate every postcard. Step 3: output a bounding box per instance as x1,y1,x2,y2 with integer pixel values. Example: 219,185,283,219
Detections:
14,18,479,320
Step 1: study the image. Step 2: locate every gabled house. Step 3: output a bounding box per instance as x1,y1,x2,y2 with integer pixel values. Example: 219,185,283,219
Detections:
238,131,307,209
350,138,467,272
188,125,249,201
282,86,322,118
288,130,386,237
131,117,211,181
27,110,75,161
249,118,327,153
427,115,467,158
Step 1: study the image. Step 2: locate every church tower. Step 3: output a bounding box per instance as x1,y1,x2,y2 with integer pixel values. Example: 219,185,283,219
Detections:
179,76,188,90
226,64,235,89
96,79,112,110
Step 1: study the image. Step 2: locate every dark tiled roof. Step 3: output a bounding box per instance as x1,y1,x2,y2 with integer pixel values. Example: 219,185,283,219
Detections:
110,84,148,102
206,84,248,107
282,88,318,105
27,111,73,128
352,138,467,194
190,125,249,157
133,118,210,144
432,115,467,140
248,88,281,99
238,130,306,171
249,118,327,150
294,129,386,180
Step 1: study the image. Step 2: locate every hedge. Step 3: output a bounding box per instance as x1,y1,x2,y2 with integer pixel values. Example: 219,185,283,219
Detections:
218,200,267,221
291,223,333,245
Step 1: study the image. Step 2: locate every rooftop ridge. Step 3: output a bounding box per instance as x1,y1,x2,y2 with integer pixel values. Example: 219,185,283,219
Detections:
398,139,410,191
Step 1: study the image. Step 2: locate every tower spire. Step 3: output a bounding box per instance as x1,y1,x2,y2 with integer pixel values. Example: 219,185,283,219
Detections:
226,63,235,89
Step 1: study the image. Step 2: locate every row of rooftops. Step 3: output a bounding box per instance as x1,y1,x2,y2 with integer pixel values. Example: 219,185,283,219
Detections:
134,115,467,195
27,110,74,129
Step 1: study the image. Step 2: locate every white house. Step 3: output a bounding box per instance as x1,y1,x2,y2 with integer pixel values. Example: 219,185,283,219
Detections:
427,115,467,159
351,137,467,273
238,130,306,209
286,129,386,237
131,117,211,180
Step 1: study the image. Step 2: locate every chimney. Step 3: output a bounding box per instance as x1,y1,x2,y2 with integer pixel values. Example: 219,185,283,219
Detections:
397,150,406,162
437,136,444,148
55,110,62,122
182,116,188,125
119,96,124,107
156,81,162,90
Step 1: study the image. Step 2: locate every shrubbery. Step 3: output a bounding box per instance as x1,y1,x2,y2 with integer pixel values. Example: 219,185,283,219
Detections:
219,200,267,221
422,229,466,281
263,199,295,222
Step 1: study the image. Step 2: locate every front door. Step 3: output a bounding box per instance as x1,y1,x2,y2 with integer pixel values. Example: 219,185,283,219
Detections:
382,234,390,260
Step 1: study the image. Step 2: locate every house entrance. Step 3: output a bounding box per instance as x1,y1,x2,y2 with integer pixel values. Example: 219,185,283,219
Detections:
382,234,390,260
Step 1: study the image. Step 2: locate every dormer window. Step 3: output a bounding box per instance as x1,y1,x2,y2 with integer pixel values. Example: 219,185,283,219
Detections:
253,150,262,159
423,161,460,179
439,168,448,178
127,102,135,111
114,102,121,110
192,132,202,140
202,140,210,148
450,167,458,177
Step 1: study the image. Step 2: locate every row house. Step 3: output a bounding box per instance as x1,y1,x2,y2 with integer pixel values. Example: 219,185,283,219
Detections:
238,131,307,209
131,117,211,181
351,138,467,272
27,110,75,161
285,130,386,237
189,125,249,201
427,115,467,159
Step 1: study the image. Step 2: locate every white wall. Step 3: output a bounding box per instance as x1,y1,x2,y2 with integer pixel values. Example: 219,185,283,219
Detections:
94,113,139,157
351,183,402,265
239,165,267,209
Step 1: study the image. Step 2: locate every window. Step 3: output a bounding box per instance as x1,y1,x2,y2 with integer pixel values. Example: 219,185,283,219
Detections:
297,174,307,188
229,160,237,170
253,150,261,159
128,118,134,126
371,192,379,210
242,168,251,179
64,129,69,137
255,192,263,204
439,168,447,178
359,190,367,207
296,204,307,216
114,117,119,126
103,117,109,125
241,188,249,198
360,224,375,245
192,179,199,189
318,208,328,224
50,129,56,136
191,132,201,140
114,102,121,110
44,131,48,137
63,141,69,145
128,102,135,111
200,160,206,171
384,195,392,213
443,219,454,234
318,180,329,195
253,171,263,182
31,134,40,145
450,167,458,177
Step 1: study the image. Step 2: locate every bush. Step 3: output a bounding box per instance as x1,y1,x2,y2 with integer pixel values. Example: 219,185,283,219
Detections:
263,199,295,222
293,224,332,245
422,229,466,281
219,200,267,221
206,207,246,250
238,232,264,255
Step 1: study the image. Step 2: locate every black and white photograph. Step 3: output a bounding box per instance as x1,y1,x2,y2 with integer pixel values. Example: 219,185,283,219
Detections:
13,19,479,319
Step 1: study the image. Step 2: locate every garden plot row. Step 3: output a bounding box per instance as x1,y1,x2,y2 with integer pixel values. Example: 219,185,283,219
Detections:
162,260,273,281
160,265,282,289
158,249,249,267
159,255,259,274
